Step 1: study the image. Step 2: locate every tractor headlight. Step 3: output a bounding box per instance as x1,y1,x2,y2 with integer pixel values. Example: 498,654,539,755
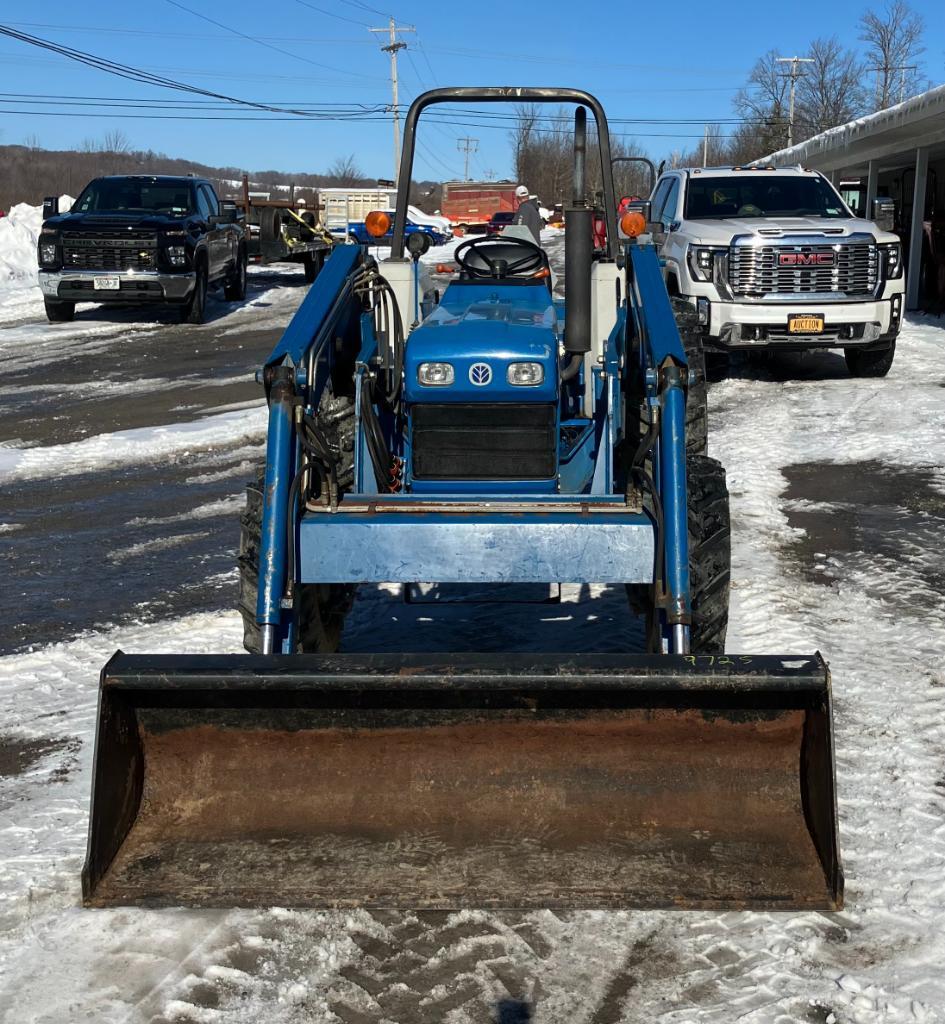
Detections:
418,361,454,386
880,242,902,279
507,361,544,386
687,245,725,282
166,246,187,267
39,242,58,266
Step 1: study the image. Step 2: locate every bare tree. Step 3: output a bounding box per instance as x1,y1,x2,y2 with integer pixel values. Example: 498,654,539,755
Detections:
796,36,867,136
102,129,132,154
860,0,925,109
733,49,791,152
326,154,364,186
23,133,42,151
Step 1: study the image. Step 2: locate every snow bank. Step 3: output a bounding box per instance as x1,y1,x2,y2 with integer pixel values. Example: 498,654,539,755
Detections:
0,195,72,292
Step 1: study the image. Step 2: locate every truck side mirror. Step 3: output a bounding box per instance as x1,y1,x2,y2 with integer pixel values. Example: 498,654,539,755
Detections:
42,196,59,220
872,197,896,233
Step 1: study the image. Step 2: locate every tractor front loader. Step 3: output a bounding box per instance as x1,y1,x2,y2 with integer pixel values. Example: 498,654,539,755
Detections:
83,88,842,911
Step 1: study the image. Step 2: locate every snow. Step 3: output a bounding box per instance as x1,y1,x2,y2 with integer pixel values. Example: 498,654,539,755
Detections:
2,310,945,1019
0,406,267,483
0,196,73,319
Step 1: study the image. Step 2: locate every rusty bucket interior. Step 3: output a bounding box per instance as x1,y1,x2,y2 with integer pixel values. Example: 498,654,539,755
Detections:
83,652,842,910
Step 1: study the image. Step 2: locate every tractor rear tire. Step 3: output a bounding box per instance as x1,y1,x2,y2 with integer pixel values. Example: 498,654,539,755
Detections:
637,453,730,655
670,297,708,456
238,392,357,654
844,341,895,378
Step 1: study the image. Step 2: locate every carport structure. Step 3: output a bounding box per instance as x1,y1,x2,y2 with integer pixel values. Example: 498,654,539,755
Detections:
763,84,945,310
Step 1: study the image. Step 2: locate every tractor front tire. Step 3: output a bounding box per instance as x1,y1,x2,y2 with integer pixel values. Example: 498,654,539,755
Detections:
238,393,357,654
844,340,895,378
637,453,730,655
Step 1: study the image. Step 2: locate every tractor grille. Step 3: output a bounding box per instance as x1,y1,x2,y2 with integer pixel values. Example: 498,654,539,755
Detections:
412,404,556,480
62,233,158,272
728,242,878,297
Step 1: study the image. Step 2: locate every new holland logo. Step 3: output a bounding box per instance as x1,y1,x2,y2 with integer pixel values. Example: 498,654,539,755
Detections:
469,362,492,386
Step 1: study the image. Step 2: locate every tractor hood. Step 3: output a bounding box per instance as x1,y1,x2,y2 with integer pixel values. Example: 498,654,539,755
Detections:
404,283,558,403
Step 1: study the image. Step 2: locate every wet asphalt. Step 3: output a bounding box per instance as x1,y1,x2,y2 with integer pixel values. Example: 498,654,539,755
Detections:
0,272,301,654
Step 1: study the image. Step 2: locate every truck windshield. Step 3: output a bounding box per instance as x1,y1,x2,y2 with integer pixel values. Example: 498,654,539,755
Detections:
73,181,195,216
685,176,848,219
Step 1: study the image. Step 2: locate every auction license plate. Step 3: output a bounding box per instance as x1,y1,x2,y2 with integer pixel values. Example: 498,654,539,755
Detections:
93,276,121,291
788,313,824,333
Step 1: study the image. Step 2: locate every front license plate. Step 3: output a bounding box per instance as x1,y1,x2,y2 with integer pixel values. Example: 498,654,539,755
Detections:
93,276,121,291
788,314,824,334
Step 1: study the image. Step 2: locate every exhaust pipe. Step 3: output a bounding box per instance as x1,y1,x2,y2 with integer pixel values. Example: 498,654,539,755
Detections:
564,106,592,358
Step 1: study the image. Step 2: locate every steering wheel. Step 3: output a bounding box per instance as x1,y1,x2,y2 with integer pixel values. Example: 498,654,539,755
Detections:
454,235,546,280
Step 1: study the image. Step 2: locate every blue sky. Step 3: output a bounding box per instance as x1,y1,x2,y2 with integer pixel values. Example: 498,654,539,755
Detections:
0,0,942,182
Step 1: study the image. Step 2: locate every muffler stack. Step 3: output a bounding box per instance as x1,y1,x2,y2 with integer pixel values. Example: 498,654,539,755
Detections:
83,651,842,910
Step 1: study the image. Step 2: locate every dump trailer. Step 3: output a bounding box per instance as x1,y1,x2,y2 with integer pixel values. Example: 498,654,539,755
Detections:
83,88,842,911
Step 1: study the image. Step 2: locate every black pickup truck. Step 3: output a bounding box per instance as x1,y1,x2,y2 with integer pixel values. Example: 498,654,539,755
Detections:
37,175,246,324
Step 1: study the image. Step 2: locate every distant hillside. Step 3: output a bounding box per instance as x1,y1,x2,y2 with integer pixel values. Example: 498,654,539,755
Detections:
0,144,441,213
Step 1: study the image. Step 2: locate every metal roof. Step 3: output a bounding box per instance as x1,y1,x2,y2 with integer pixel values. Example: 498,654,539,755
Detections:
762,83,945,174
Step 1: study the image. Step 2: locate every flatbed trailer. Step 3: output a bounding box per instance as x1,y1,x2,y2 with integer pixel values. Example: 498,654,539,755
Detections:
227,174,333,282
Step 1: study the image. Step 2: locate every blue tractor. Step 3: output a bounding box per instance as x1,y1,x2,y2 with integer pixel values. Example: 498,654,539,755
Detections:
84,89,841,912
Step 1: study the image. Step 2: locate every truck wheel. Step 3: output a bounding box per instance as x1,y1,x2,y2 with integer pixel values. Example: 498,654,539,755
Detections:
224,246,247,301
180,261,207,324
260,207,283,243
238,391,357,654
635,453,730,655
303,250,323,283
44,298,75,323
844,341,895,378
670,297,709,456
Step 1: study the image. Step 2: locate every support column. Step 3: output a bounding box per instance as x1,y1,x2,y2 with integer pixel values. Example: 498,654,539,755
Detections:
865,159,878,216
906,147,929,310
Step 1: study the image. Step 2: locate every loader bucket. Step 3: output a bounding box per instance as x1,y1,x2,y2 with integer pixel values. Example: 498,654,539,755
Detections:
83,652,842,910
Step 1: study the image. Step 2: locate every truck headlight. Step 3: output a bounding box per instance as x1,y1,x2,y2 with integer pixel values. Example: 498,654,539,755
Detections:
39,243,58,266
687,245,725,282
507,361,544,386
880,242,902,279
166,246,187,267
418,361,454,386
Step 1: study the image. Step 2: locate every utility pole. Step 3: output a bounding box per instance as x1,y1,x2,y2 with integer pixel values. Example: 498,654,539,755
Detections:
457,136,479,181
369,17,415,186
776,55,813,148
702,124,709,168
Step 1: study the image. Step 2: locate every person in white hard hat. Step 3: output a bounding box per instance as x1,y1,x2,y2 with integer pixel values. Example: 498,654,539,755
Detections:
512,184,542,243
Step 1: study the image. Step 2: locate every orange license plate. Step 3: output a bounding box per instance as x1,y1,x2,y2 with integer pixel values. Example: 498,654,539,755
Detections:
788,314,824,334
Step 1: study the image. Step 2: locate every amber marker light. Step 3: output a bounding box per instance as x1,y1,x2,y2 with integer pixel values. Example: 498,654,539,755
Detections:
365,211,391,238
620,211,646,238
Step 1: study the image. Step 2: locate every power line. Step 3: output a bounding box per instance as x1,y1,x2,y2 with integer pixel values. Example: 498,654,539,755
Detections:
162,0,376,79
294,0,371,28
0,23,369,116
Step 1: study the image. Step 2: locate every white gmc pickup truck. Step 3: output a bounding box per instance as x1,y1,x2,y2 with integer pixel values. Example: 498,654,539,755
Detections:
648,166,904,376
